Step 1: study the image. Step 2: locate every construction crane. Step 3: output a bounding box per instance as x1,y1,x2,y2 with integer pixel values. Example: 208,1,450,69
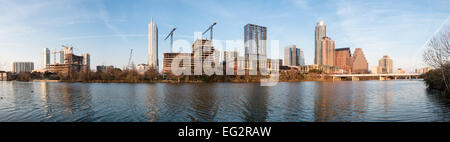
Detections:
128,49,133,69
202,22,217,40
164,27,176,52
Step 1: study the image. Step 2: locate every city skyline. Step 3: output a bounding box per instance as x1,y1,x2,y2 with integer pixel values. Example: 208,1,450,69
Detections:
0,0,449,72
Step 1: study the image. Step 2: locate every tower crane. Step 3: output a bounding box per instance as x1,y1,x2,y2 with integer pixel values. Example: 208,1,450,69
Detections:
164,27,177,52
202,22,217,40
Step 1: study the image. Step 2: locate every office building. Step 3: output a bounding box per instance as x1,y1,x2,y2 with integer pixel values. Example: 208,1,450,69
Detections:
351,48,369,74
335,48,352,74
378,55,393,74
148,18,159,71
244,24,267,74
42,48,50,69
284,45,305,66
12,62,34,73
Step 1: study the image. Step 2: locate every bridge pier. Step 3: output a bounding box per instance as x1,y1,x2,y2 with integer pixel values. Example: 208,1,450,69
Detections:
379,76,385,81
352,76,359,81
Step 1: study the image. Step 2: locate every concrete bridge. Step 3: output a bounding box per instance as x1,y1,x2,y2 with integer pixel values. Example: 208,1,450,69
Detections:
332,74,421,81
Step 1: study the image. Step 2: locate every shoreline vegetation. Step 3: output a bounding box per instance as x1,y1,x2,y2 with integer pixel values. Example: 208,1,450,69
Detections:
422,27,450,94
13,68,333,83
11,68,419,84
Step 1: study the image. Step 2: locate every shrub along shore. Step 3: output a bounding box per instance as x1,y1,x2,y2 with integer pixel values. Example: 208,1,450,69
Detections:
13,68,331,83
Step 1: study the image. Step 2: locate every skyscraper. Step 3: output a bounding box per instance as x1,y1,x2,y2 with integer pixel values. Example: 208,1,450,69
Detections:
42,48,50,69
244,24,267,74
335,48,352,73
315,20,326,65
148,18,159,71
320,36,335,66
298,48,305,66
284,45,305,66
284,45,296,66
351,48,369,74
378,55,393,74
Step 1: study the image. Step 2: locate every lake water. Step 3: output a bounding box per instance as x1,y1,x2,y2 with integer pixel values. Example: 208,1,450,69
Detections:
0,80,449,122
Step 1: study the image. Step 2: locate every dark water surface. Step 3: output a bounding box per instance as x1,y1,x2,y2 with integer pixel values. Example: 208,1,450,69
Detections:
1,80,449,122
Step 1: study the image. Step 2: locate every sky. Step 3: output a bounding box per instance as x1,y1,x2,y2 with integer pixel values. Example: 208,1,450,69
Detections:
0,0,449,72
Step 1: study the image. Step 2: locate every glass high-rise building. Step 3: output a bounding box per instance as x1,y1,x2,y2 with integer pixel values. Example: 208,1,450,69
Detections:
244,24,267,73
284,45,305,66
148,18,159,71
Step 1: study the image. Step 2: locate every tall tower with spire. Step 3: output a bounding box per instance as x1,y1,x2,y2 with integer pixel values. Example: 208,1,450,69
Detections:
315,20,326,65
148,18,159,71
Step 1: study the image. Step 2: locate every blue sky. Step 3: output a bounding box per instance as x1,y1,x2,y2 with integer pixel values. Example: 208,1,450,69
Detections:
0,0,449,72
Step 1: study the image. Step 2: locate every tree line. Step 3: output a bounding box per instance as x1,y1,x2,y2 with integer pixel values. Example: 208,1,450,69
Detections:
423,26,450,94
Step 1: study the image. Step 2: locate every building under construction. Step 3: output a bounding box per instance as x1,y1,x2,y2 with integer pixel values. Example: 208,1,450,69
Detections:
42,45,90,74
162,39,216,75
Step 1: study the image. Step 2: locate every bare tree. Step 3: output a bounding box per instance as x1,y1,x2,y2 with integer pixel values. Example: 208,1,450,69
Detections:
423,26,450,92
0,58,7,71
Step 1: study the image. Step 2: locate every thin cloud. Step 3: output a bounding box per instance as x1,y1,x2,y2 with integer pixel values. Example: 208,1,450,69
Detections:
335,0,449,72
97,2,128,41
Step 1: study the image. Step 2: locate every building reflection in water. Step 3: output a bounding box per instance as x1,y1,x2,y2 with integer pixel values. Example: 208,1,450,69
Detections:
282,82,311,121
40,82,52,118
377,82,394,113
161,84,191,121
45,83,93,121
314,82,367,122
242,84,269,122
143,84,161,122
189,84,218,122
